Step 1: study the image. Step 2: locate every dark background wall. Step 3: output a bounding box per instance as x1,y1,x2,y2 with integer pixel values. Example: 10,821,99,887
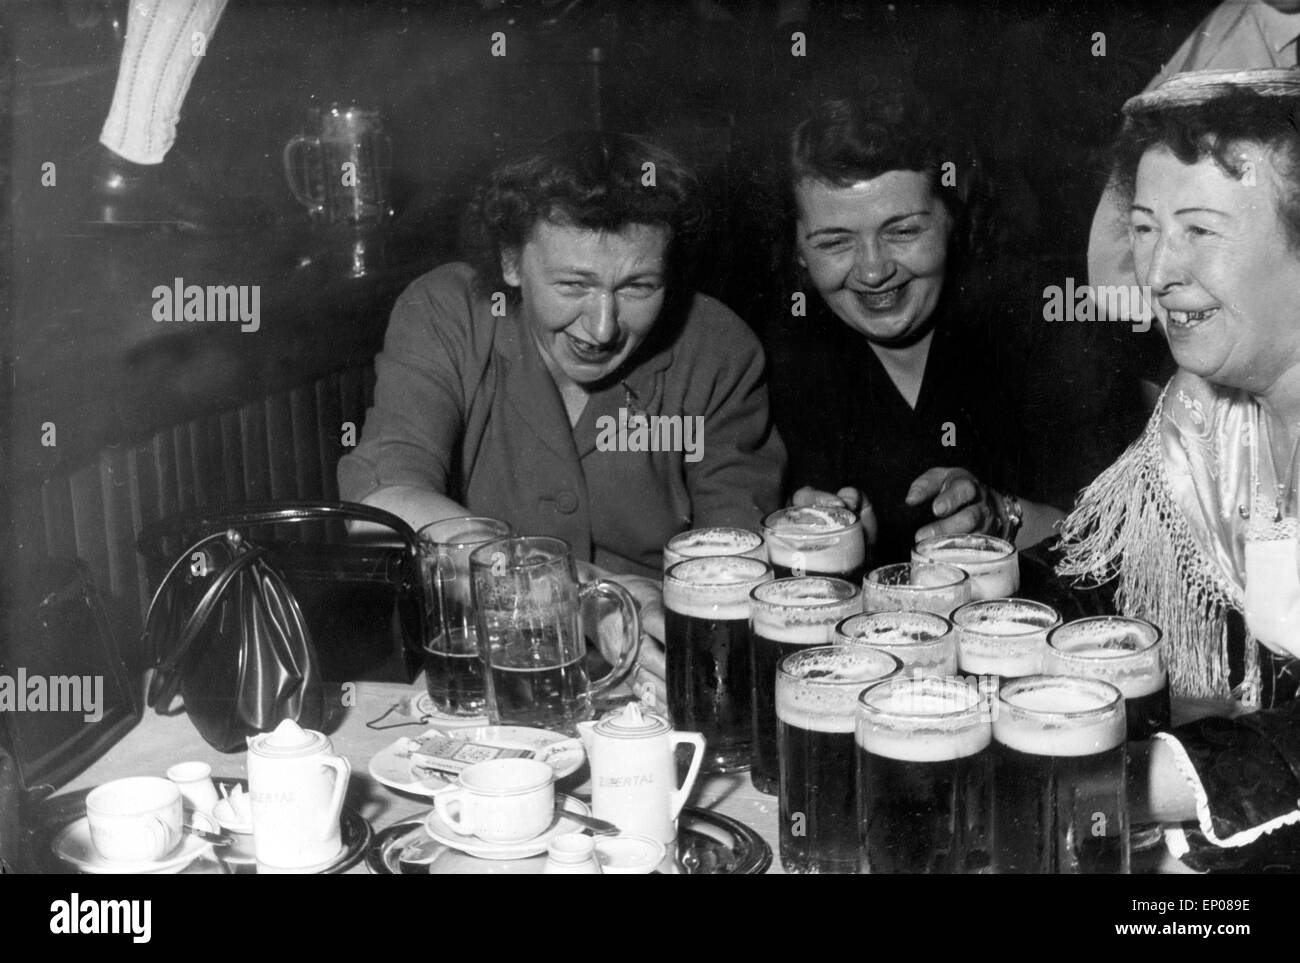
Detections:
1,0,1215,667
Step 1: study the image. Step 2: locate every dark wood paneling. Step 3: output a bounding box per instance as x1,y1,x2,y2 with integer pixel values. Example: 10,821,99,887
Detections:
68,463,109,599
238,400,271,502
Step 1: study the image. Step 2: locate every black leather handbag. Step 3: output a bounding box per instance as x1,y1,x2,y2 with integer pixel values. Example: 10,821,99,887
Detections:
138,501,426,752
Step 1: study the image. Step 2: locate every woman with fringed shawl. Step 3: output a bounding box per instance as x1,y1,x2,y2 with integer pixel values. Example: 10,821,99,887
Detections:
1061,68,1300,870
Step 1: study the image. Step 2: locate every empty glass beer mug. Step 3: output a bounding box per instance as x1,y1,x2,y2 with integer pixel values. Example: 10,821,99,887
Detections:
283,105,394,224
469,536,640,734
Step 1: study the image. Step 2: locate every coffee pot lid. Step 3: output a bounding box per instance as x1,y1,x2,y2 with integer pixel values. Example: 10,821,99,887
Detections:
597,701,670,738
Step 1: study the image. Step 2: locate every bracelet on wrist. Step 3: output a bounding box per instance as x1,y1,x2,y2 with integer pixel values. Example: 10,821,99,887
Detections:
998,492,1024,543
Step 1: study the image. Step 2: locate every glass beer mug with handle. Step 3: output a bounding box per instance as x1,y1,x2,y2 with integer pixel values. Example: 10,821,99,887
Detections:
470,536,640,734
283,105,394,224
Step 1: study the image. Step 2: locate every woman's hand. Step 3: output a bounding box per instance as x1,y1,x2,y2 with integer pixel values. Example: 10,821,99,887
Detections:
580,563,668,709
791,486,879,546
615,575,668,712
907,468,1002,542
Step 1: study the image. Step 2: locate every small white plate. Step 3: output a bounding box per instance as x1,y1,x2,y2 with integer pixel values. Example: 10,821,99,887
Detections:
423,795,592,860
53,815,215,874
369,725,586,797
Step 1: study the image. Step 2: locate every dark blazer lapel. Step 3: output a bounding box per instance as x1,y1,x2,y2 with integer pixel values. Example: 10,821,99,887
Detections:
574,341,674,459
496,311,583,462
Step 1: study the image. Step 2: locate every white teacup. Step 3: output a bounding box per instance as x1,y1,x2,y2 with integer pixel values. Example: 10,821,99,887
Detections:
433,759,554,843
85,776,184,864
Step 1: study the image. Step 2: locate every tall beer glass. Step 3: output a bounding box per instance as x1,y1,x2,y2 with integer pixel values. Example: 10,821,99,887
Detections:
665,556,773,773
749,578,860,794
762,507,866,583
913,534,1018,600
418,516,511,716
857,676,994,873
664,527,765,570
836,611,957,677
1045,616,1168,852
993,675,1130,874
862,562,971,616
952,598,1061,679
777,645,900,873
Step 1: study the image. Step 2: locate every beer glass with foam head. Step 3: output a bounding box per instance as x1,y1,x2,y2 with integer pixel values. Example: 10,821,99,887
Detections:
749,578,861,794
663,527,766,571
952,598,1061,679
913,534,1018,600
1044,617,1169,739
856,676,994,873
762,507,866,583
664,556,773,772
863,561,971,616
993,675,1130,873
777,645,901,873
836,610,958,677
419,516,511,716
470,536,640,734
1045,616,1168,852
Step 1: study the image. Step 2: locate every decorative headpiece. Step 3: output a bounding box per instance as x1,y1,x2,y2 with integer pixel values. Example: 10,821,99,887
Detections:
1124,68,1300,114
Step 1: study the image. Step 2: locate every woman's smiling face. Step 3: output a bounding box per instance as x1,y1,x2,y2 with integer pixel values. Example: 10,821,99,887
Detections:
1130,144,1300,395
794,171,954,346
503,219,669,387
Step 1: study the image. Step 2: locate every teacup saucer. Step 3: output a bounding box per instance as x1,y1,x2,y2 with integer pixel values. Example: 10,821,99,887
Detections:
53,814,216,874
423,794,591,860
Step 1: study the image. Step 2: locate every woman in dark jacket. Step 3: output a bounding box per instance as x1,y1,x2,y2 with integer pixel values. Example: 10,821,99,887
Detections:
767,94,1134,564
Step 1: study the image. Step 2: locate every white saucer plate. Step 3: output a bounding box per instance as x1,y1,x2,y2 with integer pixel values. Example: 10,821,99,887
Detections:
53,816,214,874
369,724,586,797
423,794,592,860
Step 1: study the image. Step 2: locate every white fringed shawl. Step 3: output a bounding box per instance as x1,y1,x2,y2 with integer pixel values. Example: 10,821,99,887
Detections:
1057,371,1261,704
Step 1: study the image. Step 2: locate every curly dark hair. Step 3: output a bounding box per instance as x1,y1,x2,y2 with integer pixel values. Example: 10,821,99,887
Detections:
1111,90,1300,253
462,130,704,302
785,94,994,271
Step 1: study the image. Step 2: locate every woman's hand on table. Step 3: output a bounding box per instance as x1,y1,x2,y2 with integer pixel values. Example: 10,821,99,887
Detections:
791,485,879,546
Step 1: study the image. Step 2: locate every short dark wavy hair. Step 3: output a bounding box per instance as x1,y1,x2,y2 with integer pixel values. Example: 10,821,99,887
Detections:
786,94,993,269
463,131,703,302
1111,90,1300,253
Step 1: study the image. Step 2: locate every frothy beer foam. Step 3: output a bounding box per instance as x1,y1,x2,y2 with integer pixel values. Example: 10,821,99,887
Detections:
856,679,991,761
858,720,991,761
914,535,1018,599
764,507,864,571
769,507,857,533
926,548,1002,564
1047,618,1166,697
954,600,1060,636
664,556,771,621
751,579,860,645
666,528,763,563
775,647,898,733
994,678,1125,756
838,611,950,647
916,534,1013,563
1066,649,1170,696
